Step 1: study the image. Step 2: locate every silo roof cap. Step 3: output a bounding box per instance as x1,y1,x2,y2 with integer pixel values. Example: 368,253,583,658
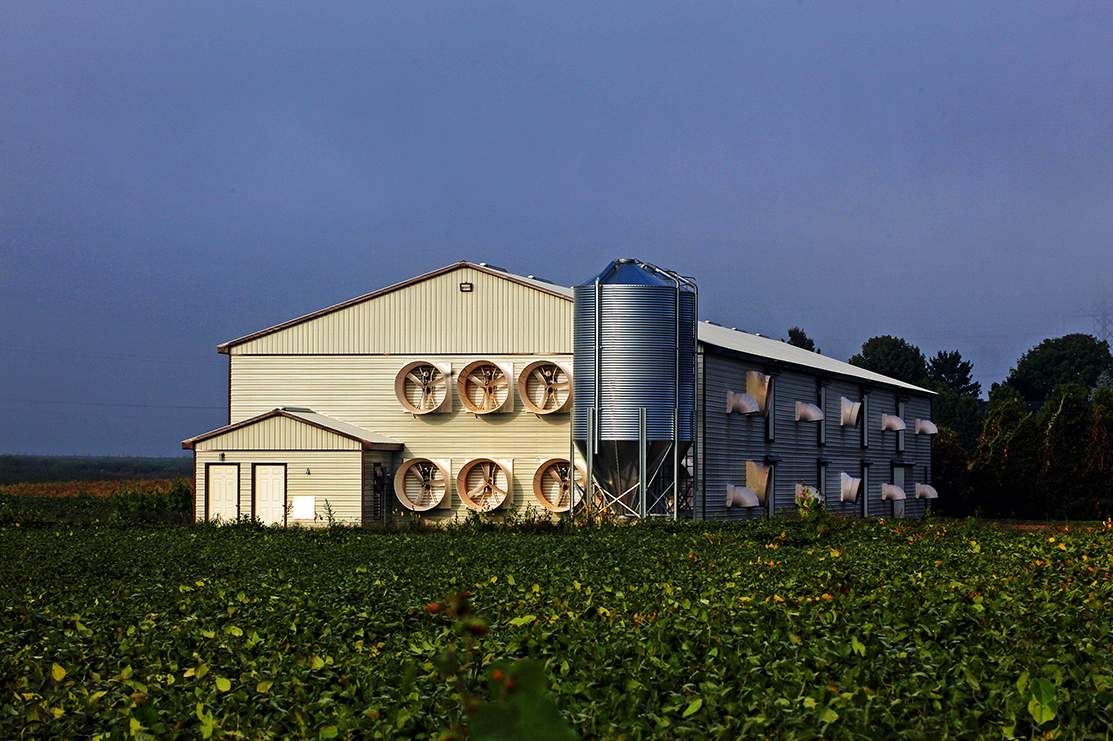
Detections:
585,258,694,288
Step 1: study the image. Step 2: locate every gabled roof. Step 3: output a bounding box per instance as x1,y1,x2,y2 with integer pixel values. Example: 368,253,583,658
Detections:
181,407,404,450
217,261,572,353
697,321,935,395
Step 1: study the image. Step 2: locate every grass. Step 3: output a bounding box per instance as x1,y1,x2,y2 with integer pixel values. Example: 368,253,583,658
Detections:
1,515,1112,738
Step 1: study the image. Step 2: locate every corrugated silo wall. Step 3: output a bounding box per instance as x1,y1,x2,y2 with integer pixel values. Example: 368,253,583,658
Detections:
698,346,934,520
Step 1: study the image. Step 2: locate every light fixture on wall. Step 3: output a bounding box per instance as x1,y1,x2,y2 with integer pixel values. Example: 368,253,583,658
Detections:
305,468,311,476
219,453,225,461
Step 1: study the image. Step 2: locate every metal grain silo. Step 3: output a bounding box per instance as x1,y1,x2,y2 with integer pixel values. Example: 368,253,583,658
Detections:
573,259,697,518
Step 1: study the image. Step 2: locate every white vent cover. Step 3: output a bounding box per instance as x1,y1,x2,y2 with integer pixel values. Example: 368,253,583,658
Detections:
840,397,862,427
915,418,939,435
290,495,316,521
746,461,770,502
881,483,907,501
726,391,761,415
726,485,761,508
840,472,861,502
915,483,939,499
746,371,771,413
795,401,825,422
880,414,907,432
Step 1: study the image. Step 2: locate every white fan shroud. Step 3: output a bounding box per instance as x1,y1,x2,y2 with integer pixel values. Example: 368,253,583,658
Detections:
457,360,513,414
394,458,450,511
532,458,584,512
517,361,573,415
456,458,512,511
395,361,451,415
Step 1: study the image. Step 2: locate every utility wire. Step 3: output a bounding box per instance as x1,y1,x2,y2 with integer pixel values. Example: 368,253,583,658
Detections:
0,398,224,411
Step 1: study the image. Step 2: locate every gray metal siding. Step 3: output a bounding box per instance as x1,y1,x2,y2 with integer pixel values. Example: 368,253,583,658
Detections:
697,348,935,521
770,369,822,515
700,351,768,520
903,395,934,518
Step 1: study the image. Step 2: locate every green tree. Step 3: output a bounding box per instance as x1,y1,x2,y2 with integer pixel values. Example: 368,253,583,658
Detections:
928,350,981,398
785,326,818,353
971,386,1032,517
1037,384,1092,518
932,391,982,453
1005,334,1113,406
849,336,928,386
930,427,972,517
1087,387,1113,519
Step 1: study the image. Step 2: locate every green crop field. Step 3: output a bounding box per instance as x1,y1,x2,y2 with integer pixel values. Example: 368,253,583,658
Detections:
2,517,1112,738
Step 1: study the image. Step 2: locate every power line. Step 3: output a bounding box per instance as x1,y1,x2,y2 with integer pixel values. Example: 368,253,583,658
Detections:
0,398,224,411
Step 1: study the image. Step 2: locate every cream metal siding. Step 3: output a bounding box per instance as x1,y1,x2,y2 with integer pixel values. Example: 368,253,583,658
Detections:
230,354,573,519
194,414,360,451
228,267,572,356
194,451,362,525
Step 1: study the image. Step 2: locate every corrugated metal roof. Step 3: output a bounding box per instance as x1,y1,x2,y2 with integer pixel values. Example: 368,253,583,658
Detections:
696,321,935,395
181,408,403,450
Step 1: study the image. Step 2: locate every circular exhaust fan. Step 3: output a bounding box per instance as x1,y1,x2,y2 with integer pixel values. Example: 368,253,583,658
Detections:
517,361,572,415
394,458,449,511
395,362,449,415
532,458,584,512
457,361,511,414
456,458,511,511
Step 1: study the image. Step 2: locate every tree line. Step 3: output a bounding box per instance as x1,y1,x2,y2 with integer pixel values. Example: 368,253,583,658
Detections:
784,327,1113,520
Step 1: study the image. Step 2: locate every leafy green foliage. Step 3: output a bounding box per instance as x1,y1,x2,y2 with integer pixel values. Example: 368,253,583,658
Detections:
0,480,193,525
967,384,1113,519
1005,333,1113,406
849,335,928,386
2,519,1113,737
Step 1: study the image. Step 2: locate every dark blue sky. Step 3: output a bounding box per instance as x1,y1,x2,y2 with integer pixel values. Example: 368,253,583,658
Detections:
3,2,1112,456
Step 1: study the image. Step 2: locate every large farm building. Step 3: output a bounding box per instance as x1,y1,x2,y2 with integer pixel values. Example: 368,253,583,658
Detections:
183,259,937,525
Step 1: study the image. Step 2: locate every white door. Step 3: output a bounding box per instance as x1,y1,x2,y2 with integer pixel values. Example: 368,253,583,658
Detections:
208,465,238,522
255,465,286,525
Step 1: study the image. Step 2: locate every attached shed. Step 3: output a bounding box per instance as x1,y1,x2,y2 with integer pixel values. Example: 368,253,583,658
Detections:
182,408,402,526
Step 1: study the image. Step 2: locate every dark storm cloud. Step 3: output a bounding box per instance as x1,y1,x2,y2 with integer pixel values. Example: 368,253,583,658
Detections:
2,1,1112,454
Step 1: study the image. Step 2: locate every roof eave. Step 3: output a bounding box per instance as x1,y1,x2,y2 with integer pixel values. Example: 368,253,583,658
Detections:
698,338,937,396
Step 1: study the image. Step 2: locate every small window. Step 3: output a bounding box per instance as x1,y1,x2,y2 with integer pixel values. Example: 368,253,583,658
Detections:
861,464,870,517
896,401,907,453
817,461,828,500
818,386,827,446
765,377,776,442
861,393,871,449
766,465,776,518
890,466,907,518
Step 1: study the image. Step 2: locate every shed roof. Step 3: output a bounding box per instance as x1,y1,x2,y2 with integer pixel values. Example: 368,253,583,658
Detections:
181,407,404,451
